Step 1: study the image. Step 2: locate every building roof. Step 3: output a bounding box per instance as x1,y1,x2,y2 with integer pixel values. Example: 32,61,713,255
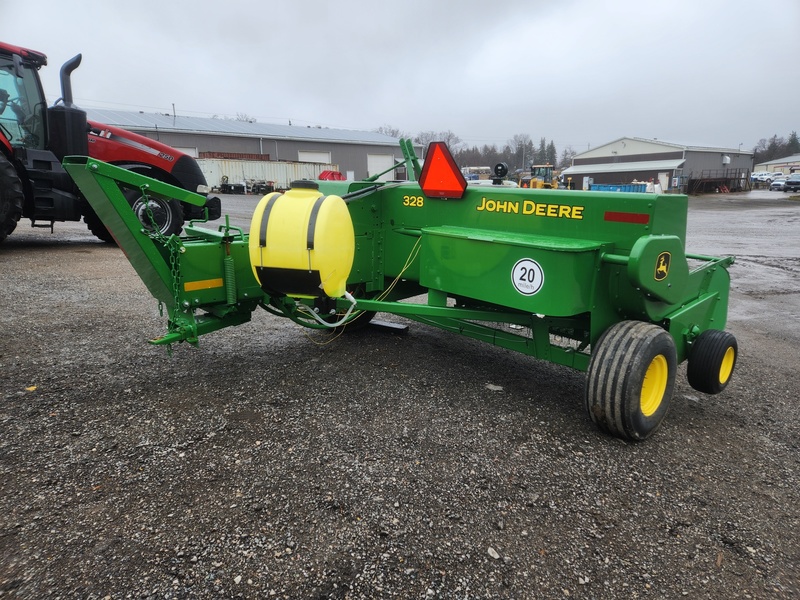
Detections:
630,137,748,155
562,158,686,176
575,136,751,158
85,109,401,146
755,153,800,167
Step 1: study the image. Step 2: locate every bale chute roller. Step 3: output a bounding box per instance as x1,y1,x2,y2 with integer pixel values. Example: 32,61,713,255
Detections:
62,141,737,441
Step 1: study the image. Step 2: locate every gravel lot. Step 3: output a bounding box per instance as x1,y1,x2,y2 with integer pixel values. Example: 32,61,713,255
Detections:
1,190,798,599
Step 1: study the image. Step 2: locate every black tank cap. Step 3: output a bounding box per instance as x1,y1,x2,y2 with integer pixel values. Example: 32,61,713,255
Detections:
290,180,319,190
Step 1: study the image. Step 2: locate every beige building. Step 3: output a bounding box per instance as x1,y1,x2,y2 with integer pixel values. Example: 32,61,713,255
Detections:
755,153,800,174
562,137,753,193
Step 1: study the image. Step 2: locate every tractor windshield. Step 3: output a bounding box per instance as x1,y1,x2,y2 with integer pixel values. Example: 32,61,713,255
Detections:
531,166,553,179
0,55,47,150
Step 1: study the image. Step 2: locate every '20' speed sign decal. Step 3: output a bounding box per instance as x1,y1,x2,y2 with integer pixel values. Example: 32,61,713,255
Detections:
511,258,544,296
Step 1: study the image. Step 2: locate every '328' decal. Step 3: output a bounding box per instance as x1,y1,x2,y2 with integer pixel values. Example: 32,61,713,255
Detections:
402,195,424,207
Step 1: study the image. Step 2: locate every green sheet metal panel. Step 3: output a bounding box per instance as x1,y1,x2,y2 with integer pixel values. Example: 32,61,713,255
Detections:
62,156,176,307
419,226,605,316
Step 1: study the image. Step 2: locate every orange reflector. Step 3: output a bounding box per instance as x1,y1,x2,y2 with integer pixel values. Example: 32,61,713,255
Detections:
419,142,467,199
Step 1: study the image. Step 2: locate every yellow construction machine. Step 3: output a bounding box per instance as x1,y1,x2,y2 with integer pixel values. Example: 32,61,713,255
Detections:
519,164,558,189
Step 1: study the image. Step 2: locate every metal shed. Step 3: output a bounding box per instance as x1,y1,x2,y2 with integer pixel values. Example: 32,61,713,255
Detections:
85,109,420,182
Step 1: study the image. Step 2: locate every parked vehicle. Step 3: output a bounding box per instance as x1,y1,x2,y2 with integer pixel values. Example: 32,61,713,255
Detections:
0,41,220,244
519,164,558,189
783,174,800,193
769,177,786,191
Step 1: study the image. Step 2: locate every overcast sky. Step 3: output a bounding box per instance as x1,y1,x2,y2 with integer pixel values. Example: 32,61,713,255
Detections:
2,0,798,154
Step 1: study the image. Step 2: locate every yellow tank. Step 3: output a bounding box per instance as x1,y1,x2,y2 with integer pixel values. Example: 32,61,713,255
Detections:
248,181,354,298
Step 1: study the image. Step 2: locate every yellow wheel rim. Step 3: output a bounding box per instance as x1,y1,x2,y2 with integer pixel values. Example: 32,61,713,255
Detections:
719,346,735,384
641,354,668,417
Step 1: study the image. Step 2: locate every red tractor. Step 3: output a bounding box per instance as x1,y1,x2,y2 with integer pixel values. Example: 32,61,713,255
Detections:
0,42,220,244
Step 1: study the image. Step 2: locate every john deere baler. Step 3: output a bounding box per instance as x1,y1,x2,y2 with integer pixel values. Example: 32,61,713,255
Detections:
63,141,737,441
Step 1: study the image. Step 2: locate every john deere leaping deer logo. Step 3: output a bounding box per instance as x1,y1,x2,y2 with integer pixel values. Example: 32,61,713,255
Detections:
655,252,671,281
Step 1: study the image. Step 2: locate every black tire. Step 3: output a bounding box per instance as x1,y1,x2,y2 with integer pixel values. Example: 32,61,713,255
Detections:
84,172,184,241
687,330,737,395
126,187,183,237
0,153,24,244
83,205,115,243
83,183,185,242
585,320,677,441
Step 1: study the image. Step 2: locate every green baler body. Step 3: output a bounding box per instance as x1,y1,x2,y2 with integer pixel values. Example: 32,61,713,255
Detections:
62,155,732,370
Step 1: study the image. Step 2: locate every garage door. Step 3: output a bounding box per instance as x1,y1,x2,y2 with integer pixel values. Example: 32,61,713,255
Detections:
367,154,395,181
298,151,331,163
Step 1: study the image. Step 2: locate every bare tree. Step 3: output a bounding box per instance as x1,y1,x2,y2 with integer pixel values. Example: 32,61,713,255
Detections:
752,133,799,164
414,130,438,150
508,134,533,170
559,146,577,170
440,130,463,153
415,130,463,156
235,113,256,123
375,124,410,139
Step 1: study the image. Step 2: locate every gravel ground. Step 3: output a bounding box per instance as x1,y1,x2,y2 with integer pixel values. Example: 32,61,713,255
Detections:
1,191,798,599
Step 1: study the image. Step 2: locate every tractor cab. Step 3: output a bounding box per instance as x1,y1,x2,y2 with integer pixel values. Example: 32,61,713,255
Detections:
1,44,90,163
531,164,554,182
0,50,47,151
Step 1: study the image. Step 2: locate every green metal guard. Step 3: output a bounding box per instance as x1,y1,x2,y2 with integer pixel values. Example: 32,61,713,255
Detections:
64,156,264,346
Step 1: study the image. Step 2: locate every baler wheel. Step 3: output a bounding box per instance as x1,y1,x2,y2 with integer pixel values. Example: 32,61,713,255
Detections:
687,330,737,395
585,321,677,441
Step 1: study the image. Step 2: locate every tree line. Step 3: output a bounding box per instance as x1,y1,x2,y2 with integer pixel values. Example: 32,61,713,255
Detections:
375,126,576,172
752,132,799,165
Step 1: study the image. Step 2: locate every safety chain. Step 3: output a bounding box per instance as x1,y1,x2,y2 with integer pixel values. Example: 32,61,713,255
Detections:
139,184,185,353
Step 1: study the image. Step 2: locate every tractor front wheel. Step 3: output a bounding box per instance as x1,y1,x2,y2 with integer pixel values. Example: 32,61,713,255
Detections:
585,320,677,441
85,184,184,242
128,189,183,238
687,330,737,394
0,153,23,244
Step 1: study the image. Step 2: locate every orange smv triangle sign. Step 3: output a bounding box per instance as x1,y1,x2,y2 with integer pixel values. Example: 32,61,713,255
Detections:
419,142,467,199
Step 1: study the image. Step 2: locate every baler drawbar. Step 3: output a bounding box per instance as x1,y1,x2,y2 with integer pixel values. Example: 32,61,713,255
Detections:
63,141,737,441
